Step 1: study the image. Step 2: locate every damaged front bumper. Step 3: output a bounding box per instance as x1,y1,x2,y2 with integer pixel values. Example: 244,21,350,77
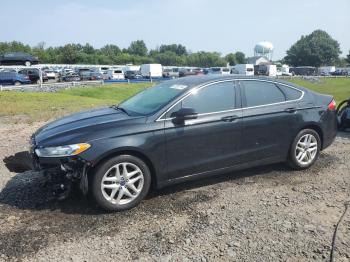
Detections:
29,138,91,197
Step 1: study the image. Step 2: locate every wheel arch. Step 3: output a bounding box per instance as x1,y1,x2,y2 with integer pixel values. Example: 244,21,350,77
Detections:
88,148,159,189
297,123,324,149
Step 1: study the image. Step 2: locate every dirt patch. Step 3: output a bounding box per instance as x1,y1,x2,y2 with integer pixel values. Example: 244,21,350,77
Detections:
0,122,349,261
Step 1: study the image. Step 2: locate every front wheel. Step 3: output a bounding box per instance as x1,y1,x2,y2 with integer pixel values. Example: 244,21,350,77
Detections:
91,155,151,211
287,129,321,170
24,61,31,66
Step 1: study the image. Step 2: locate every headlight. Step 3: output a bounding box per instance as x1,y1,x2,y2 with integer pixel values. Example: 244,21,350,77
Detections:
35,143,91,157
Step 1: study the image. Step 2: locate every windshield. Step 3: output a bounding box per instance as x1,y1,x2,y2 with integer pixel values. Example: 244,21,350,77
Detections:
119,81,188,116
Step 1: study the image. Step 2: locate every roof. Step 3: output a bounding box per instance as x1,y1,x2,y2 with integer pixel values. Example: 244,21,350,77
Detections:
164,75,305,91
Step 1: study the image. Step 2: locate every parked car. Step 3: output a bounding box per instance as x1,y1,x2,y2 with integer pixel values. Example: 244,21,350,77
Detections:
107,69,125,80
162,68,179,78
0,52,39,66
18,69,48,84
29,76,337,211
124,70,143,79
44,70,57,80
90,72,103,80
179,68,203,77
79,70,93,81
0,71,31,85
59,72,81,82
331,69,348,76
207,67,230,75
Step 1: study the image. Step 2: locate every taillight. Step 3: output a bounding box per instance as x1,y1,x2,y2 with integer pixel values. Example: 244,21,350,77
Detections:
328,99,336,111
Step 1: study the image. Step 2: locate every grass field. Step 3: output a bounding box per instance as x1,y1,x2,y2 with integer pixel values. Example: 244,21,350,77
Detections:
0,78,349,123
287,77,350,103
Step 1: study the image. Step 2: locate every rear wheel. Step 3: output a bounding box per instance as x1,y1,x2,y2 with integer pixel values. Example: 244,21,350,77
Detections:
288,129,321,170
14,81,21,86
91,155,151,211
24,61,31,66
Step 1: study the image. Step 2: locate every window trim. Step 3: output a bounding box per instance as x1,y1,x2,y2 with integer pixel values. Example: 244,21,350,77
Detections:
240,79,304,110
157,80,237,121
156,79,304,121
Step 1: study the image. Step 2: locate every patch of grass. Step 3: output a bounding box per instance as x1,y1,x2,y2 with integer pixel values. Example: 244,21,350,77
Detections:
0,83,151,123
0,79,349,123
286,78,350,103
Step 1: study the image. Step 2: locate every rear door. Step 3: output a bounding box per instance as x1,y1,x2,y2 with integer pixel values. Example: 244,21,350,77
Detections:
163,80,243,180
240,79,303,162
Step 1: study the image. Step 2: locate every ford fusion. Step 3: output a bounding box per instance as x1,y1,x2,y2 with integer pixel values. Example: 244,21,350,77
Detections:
30,76,337,211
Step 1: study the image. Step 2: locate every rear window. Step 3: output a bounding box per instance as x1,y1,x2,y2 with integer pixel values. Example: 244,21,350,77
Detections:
243,80,286,107
114,70,122,73
247,68,254,72
277,84,303,100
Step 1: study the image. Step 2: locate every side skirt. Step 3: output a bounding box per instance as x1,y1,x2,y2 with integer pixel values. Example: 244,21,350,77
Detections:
156,156,285,189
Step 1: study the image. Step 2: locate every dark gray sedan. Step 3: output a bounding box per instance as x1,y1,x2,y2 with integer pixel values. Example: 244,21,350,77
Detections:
30,76,337,211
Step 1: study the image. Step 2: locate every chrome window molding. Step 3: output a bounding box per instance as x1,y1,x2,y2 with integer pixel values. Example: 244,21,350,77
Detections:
155,79,305,122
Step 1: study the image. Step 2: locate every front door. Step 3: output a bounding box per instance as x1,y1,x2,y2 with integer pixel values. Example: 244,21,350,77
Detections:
163,80,243,180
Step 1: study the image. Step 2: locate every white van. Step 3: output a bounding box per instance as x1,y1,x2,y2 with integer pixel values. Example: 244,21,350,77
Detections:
231,64,254,76
107,69,125,80
208,67,231,75
140,64,162,78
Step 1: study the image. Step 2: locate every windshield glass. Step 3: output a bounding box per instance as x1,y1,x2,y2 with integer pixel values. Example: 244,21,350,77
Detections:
119,82,188,116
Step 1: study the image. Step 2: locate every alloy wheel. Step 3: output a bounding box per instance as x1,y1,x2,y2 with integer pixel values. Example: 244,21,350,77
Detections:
100,162,144,205
295,134,318,165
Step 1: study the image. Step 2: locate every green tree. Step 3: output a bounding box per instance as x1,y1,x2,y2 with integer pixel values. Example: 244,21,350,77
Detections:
186,52,226,67
346,50,350,64
153,51,185,66
159,44,187,56
100,44,121,57
59,44,79,64
225,53,236,66
235,52,246,64
284,30,341,67
127,40,148,56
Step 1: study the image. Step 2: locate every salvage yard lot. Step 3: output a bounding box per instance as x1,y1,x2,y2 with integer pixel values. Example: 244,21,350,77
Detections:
0,77,349,261
0,78,349,123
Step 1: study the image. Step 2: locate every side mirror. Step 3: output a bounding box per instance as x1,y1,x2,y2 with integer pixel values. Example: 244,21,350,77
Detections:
170,107,198,121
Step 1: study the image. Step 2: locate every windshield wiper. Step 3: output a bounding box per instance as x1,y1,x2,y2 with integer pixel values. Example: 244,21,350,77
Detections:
111,105,129,115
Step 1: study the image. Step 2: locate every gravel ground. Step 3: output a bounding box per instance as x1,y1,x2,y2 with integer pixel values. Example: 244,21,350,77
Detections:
0,121,349,262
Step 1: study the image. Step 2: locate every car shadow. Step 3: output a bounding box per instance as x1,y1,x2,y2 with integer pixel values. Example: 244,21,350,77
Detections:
0,150,294,215
0,142,340,216
337,131,350,139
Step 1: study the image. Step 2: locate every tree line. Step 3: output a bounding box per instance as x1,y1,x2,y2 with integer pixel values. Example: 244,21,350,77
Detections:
0,30,349,67
0,41,246,67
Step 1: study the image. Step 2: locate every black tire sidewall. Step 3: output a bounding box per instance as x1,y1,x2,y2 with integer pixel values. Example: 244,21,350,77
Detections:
289,129,321,169
91,155,151,211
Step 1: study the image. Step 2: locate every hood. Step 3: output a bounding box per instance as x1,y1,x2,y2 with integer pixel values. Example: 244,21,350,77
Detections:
34,107,144,147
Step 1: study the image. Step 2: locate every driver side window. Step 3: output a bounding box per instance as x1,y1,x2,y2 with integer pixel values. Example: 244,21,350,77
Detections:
164,81,236,119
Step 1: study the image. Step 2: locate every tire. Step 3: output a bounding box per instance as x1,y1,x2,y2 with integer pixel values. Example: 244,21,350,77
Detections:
14,81,21,86
287,129,321,170
24,61,31,66
91,155,151,211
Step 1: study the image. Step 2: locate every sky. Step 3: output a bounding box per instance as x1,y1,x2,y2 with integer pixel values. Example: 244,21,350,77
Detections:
0,0,349,59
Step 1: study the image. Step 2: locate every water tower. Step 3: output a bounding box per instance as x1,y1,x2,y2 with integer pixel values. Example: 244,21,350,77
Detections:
254,41,274,60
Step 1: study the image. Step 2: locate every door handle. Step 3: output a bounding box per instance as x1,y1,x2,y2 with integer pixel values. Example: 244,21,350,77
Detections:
221,115,238,122
284,107,297,113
